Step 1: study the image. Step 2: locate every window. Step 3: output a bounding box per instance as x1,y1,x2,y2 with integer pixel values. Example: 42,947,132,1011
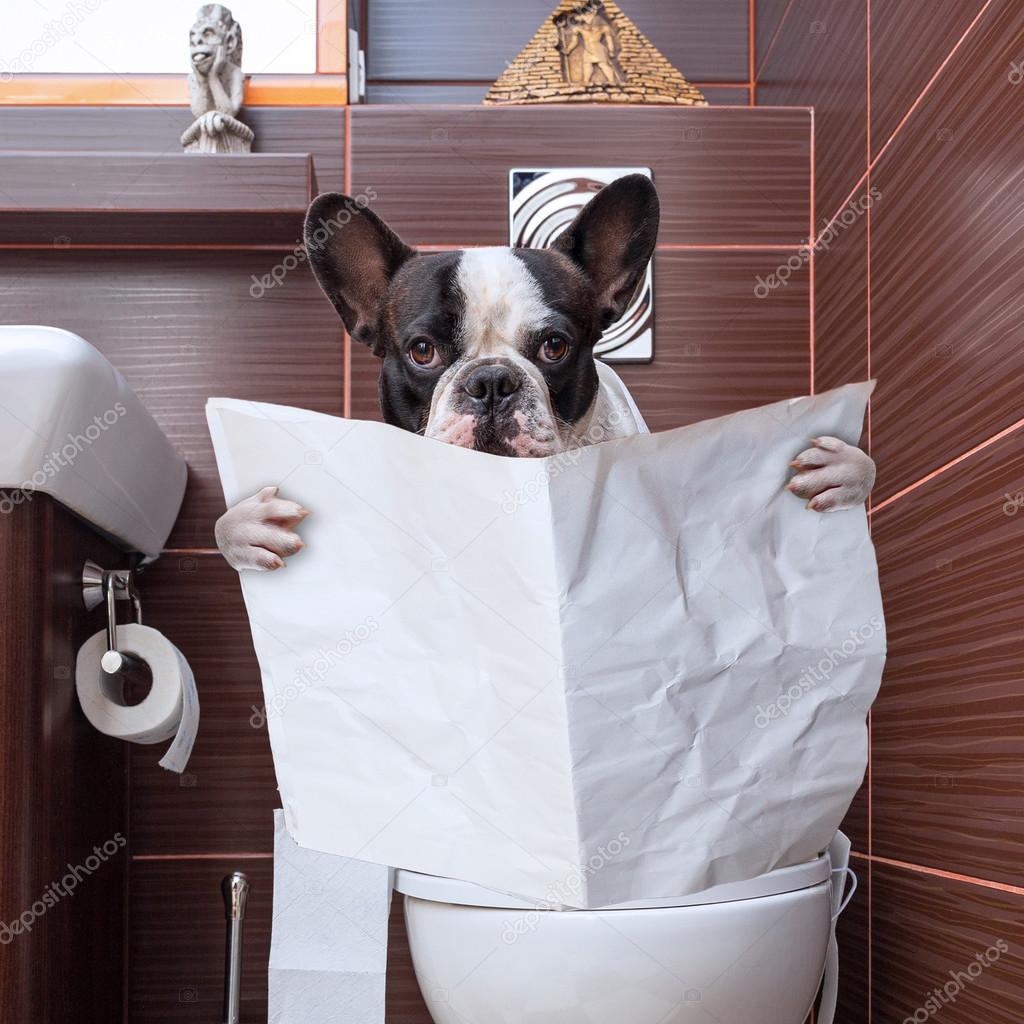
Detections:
2,0,347,103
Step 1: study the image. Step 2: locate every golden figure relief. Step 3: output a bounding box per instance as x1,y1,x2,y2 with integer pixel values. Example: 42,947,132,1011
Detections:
555,3,626,87
485,0,707,107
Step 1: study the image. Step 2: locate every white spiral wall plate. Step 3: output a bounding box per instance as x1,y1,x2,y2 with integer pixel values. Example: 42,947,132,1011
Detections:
509,166,654,363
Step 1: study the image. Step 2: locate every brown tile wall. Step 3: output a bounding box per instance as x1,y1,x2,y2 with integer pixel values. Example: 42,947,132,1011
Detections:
348,106,810,248
363,0,757,106
0,498,127,1024
755,1,1024,1021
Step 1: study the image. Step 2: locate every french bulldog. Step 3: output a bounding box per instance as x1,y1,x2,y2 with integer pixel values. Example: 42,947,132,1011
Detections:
215,175,875,571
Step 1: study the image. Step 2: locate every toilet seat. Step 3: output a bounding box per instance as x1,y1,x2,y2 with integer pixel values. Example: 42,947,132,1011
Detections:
394,851,831,911
398,837,852,1024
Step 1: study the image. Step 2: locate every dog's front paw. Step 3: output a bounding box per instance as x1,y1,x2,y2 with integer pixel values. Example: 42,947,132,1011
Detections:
788,436,875,512
215,485,310,572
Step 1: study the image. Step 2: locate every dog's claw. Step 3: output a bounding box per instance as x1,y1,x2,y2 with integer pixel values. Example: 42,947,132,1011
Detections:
787,437,875,511
215,487,311,572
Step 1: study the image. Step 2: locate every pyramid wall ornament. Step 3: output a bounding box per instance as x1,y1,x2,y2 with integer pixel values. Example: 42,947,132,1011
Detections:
485,0,707,106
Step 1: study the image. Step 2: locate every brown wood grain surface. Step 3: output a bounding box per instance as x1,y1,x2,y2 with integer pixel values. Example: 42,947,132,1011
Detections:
365,0,750,84
873,431,1024,885
869,0,1024,501
0,497,127,1023
872,863,1024,1024
0,152,313,212
755,0,869,228
0,251,344,550
349,105,811,247
757,2,1024,1022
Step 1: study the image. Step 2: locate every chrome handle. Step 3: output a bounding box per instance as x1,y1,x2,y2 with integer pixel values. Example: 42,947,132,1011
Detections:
222,872,249,1024
82,560,145,679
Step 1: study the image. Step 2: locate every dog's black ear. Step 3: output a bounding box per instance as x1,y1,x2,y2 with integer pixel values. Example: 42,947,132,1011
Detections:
304,194,416,353
550,174,659,329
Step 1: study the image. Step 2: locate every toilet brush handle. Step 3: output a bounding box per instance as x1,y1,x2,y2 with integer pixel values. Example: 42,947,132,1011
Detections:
222,872,249,1024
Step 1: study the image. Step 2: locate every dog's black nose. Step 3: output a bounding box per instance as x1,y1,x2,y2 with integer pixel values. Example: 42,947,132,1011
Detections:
463,364,521,411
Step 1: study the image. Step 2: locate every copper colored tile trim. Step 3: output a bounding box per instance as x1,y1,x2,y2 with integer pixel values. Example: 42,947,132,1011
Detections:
406,244,809,253
317,0,348,74
133,853,274,861
0,74,348,106
851,852,1024,898
865,168,872,459
866,0,872,171
655,243,807,251
870,0,995,162
0,244,301,251
808,106,815,394
366,79,751,90
870,0,988,163
361,101,808,112
816,0,996,238
754,0,798,80
870,415,1024,515
343,103,353,419
748,0,756,102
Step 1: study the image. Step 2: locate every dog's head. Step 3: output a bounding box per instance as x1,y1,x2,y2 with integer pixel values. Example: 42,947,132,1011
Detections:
304,174,659,456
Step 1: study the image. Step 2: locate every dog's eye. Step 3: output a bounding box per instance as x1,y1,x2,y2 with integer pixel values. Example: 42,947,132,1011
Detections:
538,337,570,364
408,340,440,368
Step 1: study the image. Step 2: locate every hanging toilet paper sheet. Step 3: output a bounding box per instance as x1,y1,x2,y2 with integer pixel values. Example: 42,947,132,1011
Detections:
76,623,199,774
207,382,884,909
269,810,391,1024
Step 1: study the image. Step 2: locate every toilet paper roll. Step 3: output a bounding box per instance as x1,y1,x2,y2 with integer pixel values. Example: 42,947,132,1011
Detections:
75,623,199,774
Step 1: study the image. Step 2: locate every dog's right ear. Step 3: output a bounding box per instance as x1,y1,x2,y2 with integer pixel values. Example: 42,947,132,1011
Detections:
304,194,416,354
550,174,659,331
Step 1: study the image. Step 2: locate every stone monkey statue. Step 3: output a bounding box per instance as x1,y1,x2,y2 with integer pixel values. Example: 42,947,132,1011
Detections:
181,4,254,154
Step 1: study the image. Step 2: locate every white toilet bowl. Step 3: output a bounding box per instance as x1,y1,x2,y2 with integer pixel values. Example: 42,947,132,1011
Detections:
397,854,835,1024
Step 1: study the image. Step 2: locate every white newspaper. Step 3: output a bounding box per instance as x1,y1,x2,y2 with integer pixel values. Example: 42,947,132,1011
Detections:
208,382,884,909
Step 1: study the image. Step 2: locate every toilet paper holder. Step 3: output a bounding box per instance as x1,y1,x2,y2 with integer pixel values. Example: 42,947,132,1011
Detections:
82,560,146,678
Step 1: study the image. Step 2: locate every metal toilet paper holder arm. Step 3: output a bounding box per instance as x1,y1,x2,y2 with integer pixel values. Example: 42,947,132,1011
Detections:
82,559,146,678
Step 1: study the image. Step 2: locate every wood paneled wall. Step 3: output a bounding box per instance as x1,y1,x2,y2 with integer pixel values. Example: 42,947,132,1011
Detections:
0,106,347,1024
363,0,756,106
0,497,127,1023
756,2,1024,1022
1,94,811,1021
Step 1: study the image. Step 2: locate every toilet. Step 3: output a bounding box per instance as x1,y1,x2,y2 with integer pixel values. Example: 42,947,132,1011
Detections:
397,835,852,1024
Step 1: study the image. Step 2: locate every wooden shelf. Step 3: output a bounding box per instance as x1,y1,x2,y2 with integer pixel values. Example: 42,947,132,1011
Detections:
0,151,313,212
0,150,316,247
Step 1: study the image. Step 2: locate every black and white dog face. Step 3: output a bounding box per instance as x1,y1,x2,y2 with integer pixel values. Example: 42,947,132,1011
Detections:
303,174,659,457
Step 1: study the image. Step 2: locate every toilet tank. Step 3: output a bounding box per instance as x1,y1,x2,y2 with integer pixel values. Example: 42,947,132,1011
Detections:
0,325,186,556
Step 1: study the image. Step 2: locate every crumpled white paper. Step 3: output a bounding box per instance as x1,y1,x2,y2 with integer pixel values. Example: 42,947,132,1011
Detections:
208,382,884,909
269,811,391,1023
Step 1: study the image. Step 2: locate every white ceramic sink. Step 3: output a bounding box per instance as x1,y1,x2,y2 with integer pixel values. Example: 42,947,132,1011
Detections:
0,325,186,556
